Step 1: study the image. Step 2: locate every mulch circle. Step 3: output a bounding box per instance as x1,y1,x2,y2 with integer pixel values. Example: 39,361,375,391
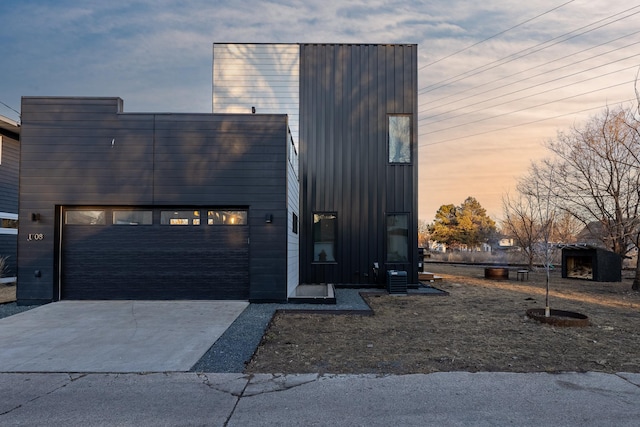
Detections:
526,308,590,327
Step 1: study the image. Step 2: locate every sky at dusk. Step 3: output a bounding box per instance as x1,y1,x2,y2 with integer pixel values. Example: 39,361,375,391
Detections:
1,1,638,223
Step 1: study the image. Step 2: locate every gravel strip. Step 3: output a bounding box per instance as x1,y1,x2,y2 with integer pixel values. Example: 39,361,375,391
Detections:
0,302,39,320
191,288,373,373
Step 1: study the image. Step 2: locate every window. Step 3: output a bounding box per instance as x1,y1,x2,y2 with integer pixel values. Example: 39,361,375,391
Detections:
113,210,152,225
65,210,106,225
0,212,18,235
292,213,298,234
313,213,336,262
388,115,411,163
161,210,201,225
207,210,247,225
386,214,408,262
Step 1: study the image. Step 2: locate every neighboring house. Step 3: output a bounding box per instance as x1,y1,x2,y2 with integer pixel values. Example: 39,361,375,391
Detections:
0,116,19,281
16,43,418,304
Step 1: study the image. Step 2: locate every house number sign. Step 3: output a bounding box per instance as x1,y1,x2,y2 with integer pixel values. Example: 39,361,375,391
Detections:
27,233,44,241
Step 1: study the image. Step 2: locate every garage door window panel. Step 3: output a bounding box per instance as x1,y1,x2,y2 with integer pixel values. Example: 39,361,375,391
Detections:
161,210,201,225
113,210,153,225
207,210,247,225
65,210,106,225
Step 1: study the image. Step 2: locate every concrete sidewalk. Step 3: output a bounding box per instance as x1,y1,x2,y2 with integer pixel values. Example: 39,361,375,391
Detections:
0,371,638,426
0,300,248,372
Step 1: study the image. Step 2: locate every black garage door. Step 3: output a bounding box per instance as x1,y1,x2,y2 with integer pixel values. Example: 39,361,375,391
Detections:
61,208,249,300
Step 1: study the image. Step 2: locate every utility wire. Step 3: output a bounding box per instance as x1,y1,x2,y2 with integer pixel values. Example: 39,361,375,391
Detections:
0,101,20,119
420,31,640,110
420,79,634,136
419,5,640,95
420,59,640,124
418,0,576,70
419,97,638,147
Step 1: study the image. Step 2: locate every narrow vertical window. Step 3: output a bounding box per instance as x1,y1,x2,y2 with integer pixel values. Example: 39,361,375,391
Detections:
387,214,409,262
388,115,411,163
313,213,336,262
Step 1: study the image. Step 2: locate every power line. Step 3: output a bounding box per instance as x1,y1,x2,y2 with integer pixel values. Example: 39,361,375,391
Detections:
0,100,20,119
419,97,638,147
419,5,640,95
420,59,640,125
420,79,635,137
418,0,576,71
419,30,640,110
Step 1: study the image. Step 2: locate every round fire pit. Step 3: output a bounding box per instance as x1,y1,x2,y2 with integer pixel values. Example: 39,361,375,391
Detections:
484,267,509,280
526,308,590,327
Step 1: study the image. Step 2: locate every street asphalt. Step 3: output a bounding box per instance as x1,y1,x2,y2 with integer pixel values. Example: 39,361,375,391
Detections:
0,297,639,425
1,371,639,426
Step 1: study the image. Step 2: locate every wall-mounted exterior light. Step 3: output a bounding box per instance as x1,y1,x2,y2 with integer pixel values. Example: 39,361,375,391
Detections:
31,213,41,222
265,214,273,223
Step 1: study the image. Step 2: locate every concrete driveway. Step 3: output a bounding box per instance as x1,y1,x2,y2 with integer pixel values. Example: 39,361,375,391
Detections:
0,300,248,372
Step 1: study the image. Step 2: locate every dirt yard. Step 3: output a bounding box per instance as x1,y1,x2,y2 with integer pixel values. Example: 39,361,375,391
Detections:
0,283,15,304
246,264,640,374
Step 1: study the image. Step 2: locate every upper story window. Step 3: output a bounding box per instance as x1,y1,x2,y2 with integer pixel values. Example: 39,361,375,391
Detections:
388,115,411,163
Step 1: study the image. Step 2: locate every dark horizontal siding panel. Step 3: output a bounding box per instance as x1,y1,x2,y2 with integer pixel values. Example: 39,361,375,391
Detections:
154,114,287,125
20,174,154,189
19,197,154,208
154,155,283,166
20,168,152,179
150,168,284,180
156,133,284,144
22,145,153,158
20,128,154,142
22,97,122,114
153,180,285,192
19,115,146,125
153,193,285,206
20,125,154,139
155,140,285,153
152,186,286,199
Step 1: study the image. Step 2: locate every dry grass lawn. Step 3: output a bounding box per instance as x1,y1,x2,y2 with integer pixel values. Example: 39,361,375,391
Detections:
246,264,640,374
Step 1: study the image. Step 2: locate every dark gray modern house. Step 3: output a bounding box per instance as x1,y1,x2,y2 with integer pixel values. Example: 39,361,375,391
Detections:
16,43,418,304
213,43,419,288
0,116,19,282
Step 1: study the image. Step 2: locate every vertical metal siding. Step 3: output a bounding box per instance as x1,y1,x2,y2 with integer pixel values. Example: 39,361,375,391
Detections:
300,44,418,285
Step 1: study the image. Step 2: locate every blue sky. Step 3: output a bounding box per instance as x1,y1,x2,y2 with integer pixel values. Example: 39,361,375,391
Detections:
1,1,638,222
